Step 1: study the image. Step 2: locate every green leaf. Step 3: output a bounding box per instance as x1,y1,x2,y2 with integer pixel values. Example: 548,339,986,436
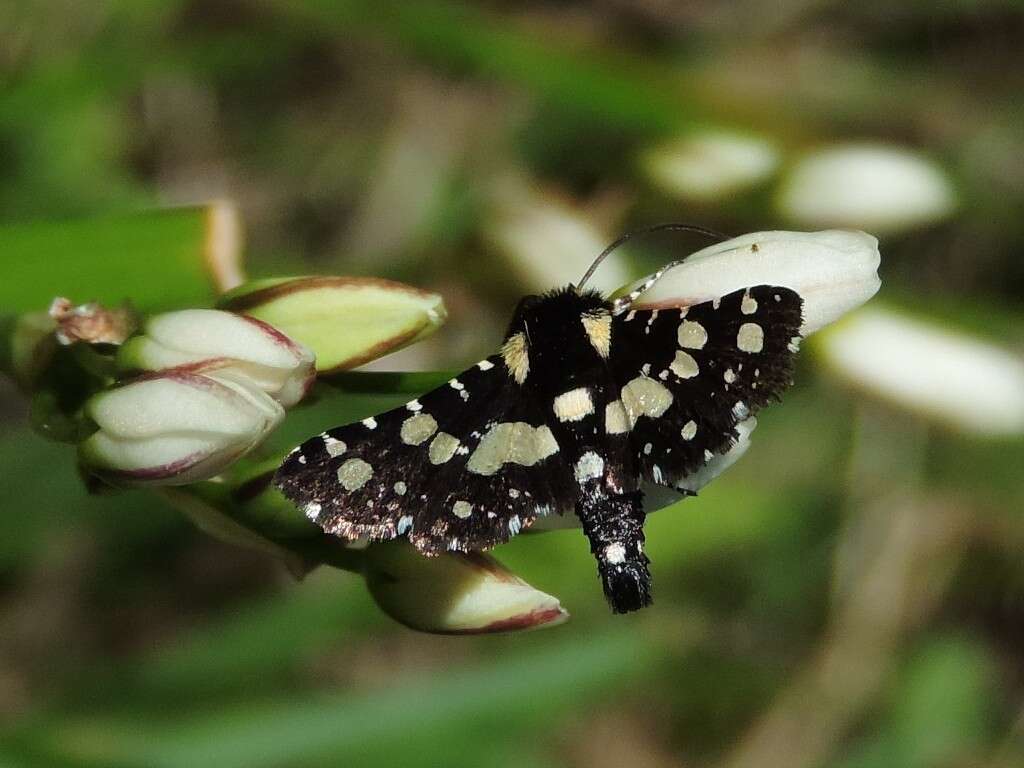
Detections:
39,627,656,768
0,204,243,314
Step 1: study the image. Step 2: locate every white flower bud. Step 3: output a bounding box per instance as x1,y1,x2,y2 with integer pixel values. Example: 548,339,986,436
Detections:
641,130,779,201
778,144,956,233
819,308,1024,437
363,542,568,634
618,229,881,336
79,372,284,486
118,309,315,407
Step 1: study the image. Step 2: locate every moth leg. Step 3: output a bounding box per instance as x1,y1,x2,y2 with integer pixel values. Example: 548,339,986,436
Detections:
577,491,652,613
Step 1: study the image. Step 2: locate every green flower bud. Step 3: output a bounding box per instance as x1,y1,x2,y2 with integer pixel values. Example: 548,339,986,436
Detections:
218,277,447,373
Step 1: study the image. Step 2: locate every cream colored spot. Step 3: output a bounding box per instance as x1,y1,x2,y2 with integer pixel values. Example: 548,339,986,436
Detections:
678,320,708,350
501,332,530,384
466,422,559,476
406,399,422,412
428,432,460,464
574,451,605,483
553,387,594,422
400,413,438,446
394,481,408,496
322,435,347,457
453,501,473,519
604,542,626,565
741,292,758,315
681,420,697,440
670,350,700,379
605,400,630,434
581,310,612,358
397,515,413,534
724,368,737,384
622,376,674,423
337,458,373,491
304,502,321,520
478,359,495,371
362,417,377,430
738,323,765,353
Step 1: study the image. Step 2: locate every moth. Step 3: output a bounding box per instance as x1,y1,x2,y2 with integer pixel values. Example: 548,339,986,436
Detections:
276,226,803,613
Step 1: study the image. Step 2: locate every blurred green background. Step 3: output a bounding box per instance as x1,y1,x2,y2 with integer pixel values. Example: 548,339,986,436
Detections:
2,2,1024,766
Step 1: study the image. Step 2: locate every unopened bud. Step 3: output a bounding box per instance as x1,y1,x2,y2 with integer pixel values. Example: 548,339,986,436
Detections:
118,309,315,407
363,542,568,634
79,371,283,486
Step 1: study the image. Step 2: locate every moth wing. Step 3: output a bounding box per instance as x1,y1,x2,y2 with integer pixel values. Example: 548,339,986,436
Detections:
275,356,576,553
609,285,803,490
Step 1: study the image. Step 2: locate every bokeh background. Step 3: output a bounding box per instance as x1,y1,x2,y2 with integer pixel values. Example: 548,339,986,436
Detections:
2,2,1024,766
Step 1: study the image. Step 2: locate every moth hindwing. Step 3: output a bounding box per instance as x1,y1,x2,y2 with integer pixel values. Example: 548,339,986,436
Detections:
275,283,803,613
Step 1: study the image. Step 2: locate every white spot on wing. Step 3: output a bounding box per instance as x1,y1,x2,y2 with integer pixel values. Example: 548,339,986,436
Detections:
737,323,765,353
741,291,758,315
452,500,473,519
681,420,697,440
322,435,347,457
337,458,373,491
678,320,707,350
362,417,378,430
553,387,594,422
671,350,700,379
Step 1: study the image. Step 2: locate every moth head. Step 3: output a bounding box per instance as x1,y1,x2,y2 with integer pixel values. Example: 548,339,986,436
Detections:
503,287,610,385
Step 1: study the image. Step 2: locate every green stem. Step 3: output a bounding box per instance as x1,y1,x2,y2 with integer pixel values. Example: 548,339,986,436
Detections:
314,369,455,395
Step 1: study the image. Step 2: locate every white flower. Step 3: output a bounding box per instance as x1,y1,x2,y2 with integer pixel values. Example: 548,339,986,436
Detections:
363,542,568,634
618,229,881,336
118,309,315,407
79,372,284,486
819,308,1024,437
777,144,956,234
641,130,779,201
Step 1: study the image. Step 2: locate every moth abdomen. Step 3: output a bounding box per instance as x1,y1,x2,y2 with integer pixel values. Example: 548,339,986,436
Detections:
577,490,652,613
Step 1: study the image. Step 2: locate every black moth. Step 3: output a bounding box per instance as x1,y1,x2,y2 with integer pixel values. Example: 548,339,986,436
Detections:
276,231,803,614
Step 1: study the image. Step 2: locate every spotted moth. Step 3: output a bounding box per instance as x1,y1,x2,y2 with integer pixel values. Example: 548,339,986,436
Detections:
276,235,803,613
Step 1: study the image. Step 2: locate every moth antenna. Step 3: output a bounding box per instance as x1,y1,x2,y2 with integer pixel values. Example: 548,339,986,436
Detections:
576,222,728,293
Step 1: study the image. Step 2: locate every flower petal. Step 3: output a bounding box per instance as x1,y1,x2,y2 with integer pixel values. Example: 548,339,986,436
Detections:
818,308,1024,437
218,277,447,374
617,230,881,336
777,144,956,234
363,542,568,634
118,309,315,408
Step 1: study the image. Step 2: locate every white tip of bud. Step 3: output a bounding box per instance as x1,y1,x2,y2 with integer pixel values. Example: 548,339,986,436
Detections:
620,229,881,336
363,542,568,634
819,308,1024,437
118,309,315,407
778,144,956,234
641,130,779,201
79,372,284,485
